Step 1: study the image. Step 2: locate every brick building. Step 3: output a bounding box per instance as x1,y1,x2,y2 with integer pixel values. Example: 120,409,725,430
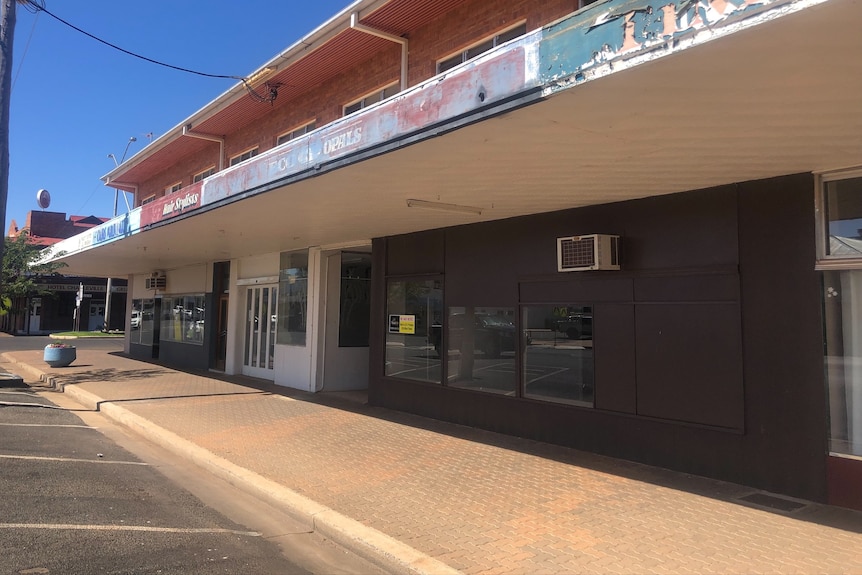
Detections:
40,0,862,510
4,211,127,334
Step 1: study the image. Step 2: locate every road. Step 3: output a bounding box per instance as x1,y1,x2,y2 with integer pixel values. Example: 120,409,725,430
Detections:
0,336,387,575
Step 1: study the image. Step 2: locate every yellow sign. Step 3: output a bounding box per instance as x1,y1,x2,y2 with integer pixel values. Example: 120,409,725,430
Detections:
399,315,415,334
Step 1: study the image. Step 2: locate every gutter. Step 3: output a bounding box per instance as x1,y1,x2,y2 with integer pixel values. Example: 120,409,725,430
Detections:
350,13,408,91
182,126,225,171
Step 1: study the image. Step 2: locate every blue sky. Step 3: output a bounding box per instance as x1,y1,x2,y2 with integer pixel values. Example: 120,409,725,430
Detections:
5,0,350,232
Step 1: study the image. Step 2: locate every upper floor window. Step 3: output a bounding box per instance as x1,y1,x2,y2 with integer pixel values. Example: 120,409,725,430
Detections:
166,182,182,194
437,23,527,74
230,148,259,167
141,195,156,206
277,121,316,146
193,167,216,183
344,83,399,116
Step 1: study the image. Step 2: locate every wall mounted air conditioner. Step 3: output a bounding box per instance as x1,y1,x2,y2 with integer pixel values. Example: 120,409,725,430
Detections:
145,273,167,290
557,234,620,272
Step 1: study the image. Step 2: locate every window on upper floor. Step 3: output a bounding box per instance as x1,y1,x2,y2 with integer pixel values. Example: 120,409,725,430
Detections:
229,148,259,167
141,195,156,206
277,121,317,146
193,167,216,183
437,23,527,74
166,182,182,194
344,83,399,116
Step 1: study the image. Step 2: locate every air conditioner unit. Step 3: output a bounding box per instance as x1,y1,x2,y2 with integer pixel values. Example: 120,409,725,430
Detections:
145,275,167,290
557,234,620,272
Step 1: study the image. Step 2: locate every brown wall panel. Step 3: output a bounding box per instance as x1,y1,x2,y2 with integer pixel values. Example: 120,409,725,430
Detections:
594,303,637,414
386,229,445,276
635,302,744,429
520,277,633,303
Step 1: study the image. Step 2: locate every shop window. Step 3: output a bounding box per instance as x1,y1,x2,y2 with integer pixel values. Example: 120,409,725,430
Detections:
823,270,862,457
193,167,216,183
437,23,527,74
130,298,155,346
339,252,371,347
385,278,443,384
344,83,399,116
229,148,259,166
160,294,205,345
522,304,594,407
277,121,316,146
278,250,308,346
445,306,517,395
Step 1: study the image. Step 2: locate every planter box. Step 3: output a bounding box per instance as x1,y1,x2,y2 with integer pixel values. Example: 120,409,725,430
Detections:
43,345,76,368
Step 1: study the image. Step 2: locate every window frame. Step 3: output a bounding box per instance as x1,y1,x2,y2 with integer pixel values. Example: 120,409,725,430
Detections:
229,147,259,167
276,120,317,146
141,194,156,206
165,182,182,195
193,166,216,183
343,82,400,116
437,22,527,74
816,168,862,270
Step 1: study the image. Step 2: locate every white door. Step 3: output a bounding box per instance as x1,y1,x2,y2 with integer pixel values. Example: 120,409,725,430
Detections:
29,298,41,333
242,285,277,379
319,251,371,391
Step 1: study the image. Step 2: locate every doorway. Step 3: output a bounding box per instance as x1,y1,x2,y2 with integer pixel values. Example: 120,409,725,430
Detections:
318,250,371,391
242,284,277,379
29,298,41,333
88,301,105,331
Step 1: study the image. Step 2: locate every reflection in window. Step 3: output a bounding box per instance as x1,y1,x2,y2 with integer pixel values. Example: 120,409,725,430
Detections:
522,305,594,407
278,250,308,346
825,176,862,257
445,306,517,395
130,298,155,346
160,295,205,345
823,270,862,456
339,253,371,347
385,279,443,384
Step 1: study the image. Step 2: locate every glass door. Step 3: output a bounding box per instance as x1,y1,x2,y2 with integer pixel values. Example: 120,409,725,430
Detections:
243,285,277,377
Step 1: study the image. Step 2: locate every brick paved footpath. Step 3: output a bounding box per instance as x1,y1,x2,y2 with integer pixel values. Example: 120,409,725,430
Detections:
3,348,862,574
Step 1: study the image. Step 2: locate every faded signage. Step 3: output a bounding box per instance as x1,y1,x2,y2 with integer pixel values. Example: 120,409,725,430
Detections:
140,183,203,227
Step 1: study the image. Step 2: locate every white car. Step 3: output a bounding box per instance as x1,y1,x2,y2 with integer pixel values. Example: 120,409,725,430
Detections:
130,311,141,329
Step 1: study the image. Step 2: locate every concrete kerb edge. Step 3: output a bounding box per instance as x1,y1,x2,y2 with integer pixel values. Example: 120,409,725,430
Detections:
1,353,461,575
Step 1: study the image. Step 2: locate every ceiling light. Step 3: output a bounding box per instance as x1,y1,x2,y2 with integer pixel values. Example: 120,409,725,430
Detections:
406,199,482,215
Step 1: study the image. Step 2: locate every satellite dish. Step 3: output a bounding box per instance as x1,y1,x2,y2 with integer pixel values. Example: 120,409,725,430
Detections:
36,189,51,210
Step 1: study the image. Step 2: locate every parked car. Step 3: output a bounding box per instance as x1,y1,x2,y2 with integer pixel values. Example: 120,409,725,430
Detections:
431,313,517,358
554,311,592,340
130,310,141,329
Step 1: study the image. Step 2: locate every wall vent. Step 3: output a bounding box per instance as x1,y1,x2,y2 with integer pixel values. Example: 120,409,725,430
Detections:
557,234,620,272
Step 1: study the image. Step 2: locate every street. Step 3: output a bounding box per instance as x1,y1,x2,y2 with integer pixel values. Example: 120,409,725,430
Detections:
0,337,386,575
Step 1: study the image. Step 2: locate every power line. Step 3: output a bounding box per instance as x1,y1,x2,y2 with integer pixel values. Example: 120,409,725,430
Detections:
21,0,278,103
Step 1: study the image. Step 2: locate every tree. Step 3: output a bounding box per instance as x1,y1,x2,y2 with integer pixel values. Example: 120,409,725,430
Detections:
1,229,65,316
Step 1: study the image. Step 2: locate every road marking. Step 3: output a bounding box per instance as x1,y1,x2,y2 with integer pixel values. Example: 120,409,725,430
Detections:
0,523,261,536
0,454,148,465
0,422,95,429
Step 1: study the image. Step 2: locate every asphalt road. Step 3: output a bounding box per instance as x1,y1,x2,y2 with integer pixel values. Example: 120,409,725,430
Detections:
0,337,387,575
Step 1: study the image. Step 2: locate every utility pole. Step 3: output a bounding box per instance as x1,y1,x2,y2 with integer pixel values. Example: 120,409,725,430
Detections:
0,0,17,289
103,137,136,331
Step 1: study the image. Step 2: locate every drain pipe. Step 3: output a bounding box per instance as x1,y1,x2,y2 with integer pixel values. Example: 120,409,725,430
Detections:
350,13,408,91
182,125,225,171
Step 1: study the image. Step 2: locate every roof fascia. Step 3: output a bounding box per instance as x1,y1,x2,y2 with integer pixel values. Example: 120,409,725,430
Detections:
100,0,393,186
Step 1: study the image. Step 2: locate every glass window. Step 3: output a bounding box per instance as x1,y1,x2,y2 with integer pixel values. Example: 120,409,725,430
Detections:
446,306,517,395
159,294,205,345
277,122,316,146
344,83,399,116
193,167,216,183
823,270,862,456
824,176,862,257
229,148,259,166
437,23,527,73
385,279,443,384
165,182,182,194
278,251,309,346
522,304,594,407
130,298,155,346
339,252,371,347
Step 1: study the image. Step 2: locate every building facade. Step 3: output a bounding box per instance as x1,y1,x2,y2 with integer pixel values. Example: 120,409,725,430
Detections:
4,211,127,334
39,0,862,510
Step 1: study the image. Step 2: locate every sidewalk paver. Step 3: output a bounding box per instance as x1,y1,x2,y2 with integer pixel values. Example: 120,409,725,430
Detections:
3,348,862,574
